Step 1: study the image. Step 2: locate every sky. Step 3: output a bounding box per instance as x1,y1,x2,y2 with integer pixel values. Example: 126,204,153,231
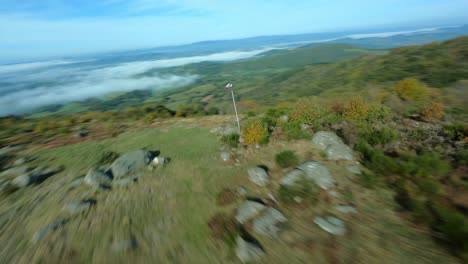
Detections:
1,0,467,61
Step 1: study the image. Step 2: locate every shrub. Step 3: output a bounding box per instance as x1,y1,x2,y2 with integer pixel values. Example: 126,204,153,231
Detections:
359,127,399,146
398,152,451,179
275,150,299,168
431,205,468,256
242,119,269,144
343,97,369,121
366,103,393,122
289,98,328,125
444,123,468,141
281,122,310,140
358,171,380,189
278,179,319,204
221,133,240,148
393,78,428,101
420,102,445,121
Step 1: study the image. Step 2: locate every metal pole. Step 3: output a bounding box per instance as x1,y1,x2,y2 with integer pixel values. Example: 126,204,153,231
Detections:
231,89,241,133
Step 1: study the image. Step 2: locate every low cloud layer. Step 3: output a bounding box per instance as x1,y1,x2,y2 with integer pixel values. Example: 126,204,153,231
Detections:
0,49,270,115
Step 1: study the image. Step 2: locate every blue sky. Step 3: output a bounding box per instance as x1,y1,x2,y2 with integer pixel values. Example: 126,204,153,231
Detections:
1,0,467,61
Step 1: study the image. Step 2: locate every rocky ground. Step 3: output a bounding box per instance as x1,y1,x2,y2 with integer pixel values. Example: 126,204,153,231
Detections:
0,116,462,263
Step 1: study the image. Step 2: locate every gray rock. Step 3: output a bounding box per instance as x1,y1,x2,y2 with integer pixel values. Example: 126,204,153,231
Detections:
279,169,306,186
312,131,354,161
235,201,266,224
68,177,84,190
236,236,265,263
279,115,289,122
335,205,357,214
110,150,153,179
111,238,137,252
11,174,30,188
220,152,231,162
13,157,27,166
297,162,335,190
301,124,311,131
112,174,140,187
223,125,240,136
346,165,362,175
63,200,95,215
247,167,269,187
0,166,30,178
314,216,346,235
84,168,112,188
32,219,68,242
253,208,287,237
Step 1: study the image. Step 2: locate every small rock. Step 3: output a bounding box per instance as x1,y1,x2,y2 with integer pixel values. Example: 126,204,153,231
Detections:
238,186,248,196
346,165,362,175
314,216,346,235
247,167,270,187
253,208,287,237
335,205,357,214
0,166,30,178
84,168,112,188
13,157,27,166
279,115,289,122
294,196,303,203
32,219,68,242
235,201,266,224
312,131,354,161
236,236,265,263
63,199,96,215
68,177,84,190
110,150,153,179
220,152,231,162
301,124,311,131
11,174,30,188
111,238,138,252
297,162,336,190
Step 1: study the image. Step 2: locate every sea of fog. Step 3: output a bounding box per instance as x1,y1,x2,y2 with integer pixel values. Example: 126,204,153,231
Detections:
0,26,461,115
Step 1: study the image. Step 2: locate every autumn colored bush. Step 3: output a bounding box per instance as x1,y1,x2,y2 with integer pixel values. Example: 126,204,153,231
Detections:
420,102,445,121
288,98,328,125
242,119,269,144
343,97,369,121
393,78,428,101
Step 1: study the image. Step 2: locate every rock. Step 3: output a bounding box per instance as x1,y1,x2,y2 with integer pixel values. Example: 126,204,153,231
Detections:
11,174,30,188
84,168,112,188
32,219,68,242
253,208,287,237
223,125,240,136
29,166,61,184
63,199,96,215
236,236,265,263
220,152,231,162
0,166,30,178
235,201,266,224
13,157,27,166
74,128,90,138
111,238,138,252
346,165,362,175
68,177,84,190
301,124,311,131
152,157,166,166
314,216,346,235
312,131,354,161
110,150,153,179
238,186,248,196
247,167,269,187
335,205,357,214
297,162,335,190
112,175,139,187
279,169,306,186
279,115,289,122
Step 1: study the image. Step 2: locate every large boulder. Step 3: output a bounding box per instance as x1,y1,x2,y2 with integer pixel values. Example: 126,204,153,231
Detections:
84,168,112,188
253,208,287,238
280,162,335,190
110,150,153,179
236,236,265,263
235,201,266,224
312,131,354,161
247,167,269,187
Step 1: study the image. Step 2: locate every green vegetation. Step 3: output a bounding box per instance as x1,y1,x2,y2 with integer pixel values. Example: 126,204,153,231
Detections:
278,178,319,204
221,133,240,148
275,150,299,168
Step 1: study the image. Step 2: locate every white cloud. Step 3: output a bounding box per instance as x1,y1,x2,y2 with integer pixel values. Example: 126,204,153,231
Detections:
347,28,441,39
0,60,87,74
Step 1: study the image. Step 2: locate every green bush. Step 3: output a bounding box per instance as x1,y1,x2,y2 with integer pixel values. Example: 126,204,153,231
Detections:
281,122,310,140
455,149,468,166
359,127,399,146
431,205,468,256
221,133,240,148
275,150,299,168
398,152,451,178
